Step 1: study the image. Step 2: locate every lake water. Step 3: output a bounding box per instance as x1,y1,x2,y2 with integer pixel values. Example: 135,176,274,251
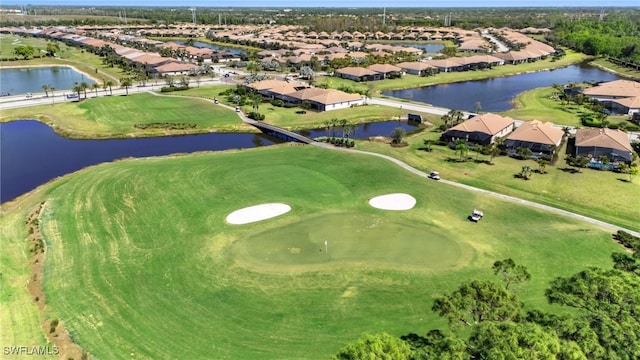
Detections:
0,66,96,95
402,43,444,53
298,119,418,139
1,119,417,202
174,40,246,56
383,64,622,112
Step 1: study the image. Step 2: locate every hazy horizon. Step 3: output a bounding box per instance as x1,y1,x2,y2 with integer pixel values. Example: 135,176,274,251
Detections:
3,0,639,8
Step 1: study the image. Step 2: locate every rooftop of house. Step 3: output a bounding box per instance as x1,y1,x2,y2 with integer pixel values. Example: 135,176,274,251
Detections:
583,79,640,98
448,113,515,135
575,127,632,153
506,120,564,146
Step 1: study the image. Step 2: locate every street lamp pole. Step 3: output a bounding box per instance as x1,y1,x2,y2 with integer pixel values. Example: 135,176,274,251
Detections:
51,87,55,105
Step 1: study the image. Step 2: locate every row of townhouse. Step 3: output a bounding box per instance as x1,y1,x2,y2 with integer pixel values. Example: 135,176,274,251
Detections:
3,27,206,77
441,113,634,164
245,79,364,112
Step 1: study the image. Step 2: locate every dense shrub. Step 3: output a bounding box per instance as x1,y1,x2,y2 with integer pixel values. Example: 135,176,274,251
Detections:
248,112,265,120
160,85,189,93
615,231,640,252
270,99,285,107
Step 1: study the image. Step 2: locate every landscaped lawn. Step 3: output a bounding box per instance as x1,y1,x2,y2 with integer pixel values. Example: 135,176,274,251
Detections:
0,92,253,138
1,145,622,359
355,130,640,232
178,85,438,130
589,58,640,80
500,86,636,129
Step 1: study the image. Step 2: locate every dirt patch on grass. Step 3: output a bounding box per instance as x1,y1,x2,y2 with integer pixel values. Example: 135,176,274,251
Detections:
26,202,90,360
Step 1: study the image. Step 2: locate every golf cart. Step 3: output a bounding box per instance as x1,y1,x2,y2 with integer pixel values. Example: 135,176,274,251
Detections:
470,209,484,222
428,170,441,180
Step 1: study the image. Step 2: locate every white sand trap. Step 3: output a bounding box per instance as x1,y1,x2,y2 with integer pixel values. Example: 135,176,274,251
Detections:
226,203,291,225
369,193,416,210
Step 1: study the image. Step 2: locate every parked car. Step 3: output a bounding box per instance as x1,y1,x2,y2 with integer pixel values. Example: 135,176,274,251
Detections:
428,170,441,180
66,93,79,99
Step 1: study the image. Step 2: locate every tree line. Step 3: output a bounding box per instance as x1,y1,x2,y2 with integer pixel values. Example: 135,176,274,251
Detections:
546,15,640,64
333,240,640,359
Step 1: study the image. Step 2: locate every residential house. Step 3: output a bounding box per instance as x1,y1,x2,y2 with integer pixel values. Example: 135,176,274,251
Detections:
367,64,404,79
285,87,363,111
334,67,383,82
396,62,437,76
575,128,633,164
441,113,515,145
153,61,198,76
504,120,564,158
582,79,640,116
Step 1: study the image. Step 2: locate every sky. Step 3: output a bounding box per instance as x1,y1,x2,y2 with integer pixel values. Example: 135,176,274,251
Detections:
4,0,639,7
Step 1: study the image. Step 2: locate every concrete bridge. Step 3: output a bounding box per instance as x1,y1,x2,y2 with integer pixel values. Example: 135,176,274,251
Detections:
248,120,315,144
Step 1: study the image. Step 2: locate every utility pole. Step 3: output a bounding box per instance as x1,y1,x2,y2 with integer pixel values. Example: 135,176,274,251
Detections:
382,7,386,27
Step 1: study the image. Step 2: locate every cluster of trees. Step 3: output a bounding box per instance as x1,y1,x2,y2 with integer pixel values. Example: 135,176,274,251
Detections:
334,254,640,359
547,15,640,65
320,118,357,147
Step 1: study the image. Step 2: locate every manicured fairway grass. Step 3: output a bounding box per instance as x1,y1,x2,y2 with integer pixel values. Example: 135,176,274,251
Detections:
2,145,619,359
0,92,253,137
356,131,640,232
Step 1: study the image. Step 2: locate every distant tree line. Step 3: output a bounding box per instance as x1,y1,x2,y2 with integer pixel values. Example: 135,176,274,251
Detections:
546,14,640,64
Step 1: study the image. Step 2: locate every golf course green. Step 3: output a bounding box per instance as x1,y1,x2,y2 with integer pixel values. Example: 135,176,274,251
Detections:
5,145,622,359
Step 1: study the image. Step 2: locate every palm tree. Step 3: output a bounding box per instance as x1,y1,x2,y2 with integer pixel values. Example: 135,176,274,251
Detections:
455,139,468,162
72,82,83,99
537,159,549,174
440,113,452,130
252,94,261,113
79,81,89,99
41,84,50,98
104,79,114,96
520,165,532,180
323,120,332,138
91,83,100,97
344,123,357,140
474,144,484,162
448,109,464,125
489,141,500,164
339,119,348,139
120,77,133,96
330,118,339,138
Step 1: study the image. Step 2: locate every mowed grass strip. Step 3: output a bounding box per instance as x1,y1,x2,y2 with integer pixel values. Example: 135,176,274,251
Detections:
0,92,253,138
29,145,621,359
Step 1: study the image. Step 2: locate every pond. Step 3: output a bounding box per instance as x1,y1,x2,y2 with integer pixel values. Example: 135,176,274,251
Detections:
0,66,96,96
401,43,444,53
0,121,282,203
174,40,246,56
297,119,418,139
382,63,622,113
2,119,417,202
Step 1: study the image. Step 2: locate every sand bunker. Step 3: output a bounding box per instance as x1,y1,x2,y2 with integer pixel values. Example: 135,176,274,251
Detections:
368,193,416,210
226,203,292,225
